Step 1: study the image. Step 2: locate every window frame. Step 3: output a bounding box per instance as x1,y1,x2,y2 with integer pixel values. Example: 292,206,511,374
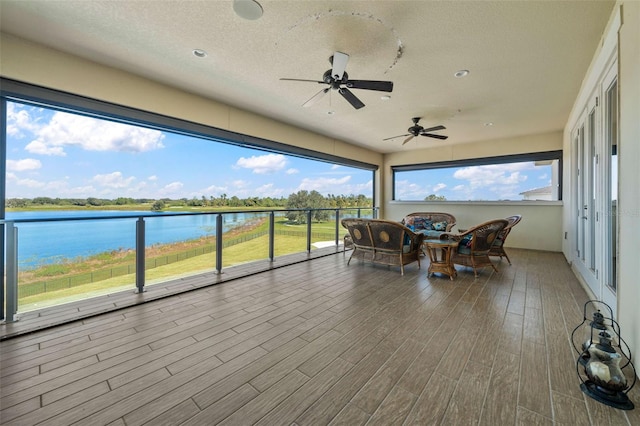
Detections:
391,150,563,202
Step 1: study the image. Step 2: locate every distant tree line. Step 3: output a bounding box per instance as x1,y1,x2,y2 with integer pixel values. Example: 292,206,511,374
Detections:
6,192,373,223
6,197,149,208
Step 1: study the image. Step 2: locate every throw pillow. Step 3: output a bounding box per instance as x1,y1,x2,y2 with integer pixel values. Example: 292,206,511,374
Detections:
413,217,427,230
433,221,447,231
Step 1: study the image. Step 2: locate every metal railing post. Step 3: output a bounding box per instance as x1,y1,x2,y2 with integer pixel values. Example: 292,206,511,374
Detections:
269,211,275,261
5,222,18,322
216,213,223,274
306,210,312,253
135,217,145,293
335,209,340,246
357,208,361,218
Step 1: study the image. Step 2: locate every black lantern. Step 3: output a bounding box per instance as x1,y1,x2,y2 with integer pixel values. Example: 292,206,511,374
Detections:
571,300,636,410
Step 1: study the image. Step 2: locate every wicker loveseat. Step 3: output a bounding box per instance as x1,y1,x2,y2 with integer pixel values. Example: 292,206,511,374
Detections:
341,218,424,275
401,212,457,238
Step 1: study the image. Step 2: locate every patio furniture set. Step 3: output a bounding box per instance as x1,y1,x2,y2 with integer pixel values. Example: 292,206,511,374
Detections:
341,213,522,279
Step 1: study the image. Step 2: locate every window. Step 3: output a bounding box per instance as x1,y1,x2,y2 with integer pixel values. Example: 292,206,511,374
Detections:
1,79,376,209
392,151,562,201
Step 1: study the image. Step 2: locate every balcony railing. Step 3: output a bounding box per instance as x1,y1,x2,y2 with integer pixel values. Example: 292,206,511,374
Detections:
2,207,377,322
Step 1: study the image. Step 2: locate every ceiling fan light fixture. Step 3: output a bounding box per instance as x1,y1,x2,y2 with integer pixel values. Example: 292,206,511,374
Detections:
192,49,207,58
381,95,391,100
233,0,263,20
454,69,470,78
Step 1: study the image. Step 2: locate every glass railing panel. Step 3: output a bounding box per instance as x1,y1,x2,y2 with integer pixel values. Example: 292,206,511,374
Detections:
219,211,272,267
142,212,217,285
271,210,309,257
15,218,136,312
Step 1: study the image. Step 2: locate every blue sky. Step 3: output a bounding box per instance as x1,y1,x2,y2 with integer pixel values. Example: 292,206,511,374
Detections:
5,102,373,200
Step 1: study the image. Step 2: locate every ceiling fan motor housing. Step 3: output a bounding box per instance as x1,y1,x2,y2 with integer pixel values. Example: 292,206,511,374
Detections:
409,125,422,135
323,69,348,88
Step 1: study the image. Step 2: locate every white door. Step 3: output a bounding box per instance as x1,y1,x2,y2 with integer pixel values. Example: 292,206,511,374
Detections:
573,96,599,296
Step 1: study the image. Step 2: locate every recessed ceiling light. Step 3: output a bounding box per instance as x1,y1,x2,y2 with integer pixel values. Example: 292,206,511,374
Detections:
381,95,391,101
484,122,494,126
327,111,335,115
454,69,469,78
192,49,207,58
233,0,263,20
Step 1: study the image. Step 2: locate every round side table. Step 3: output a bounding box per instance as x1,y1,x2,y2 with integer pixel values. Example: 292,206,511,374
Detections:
424,238,459,280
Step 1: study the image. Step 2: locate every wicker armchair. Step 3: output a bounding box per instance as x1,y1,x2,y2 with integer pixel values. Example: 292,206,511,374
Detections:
443,219,508,277
488,215,522,264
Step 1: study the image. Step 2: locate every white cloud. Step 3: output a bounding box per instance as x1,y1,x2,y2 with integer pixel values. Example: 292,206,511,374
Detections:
202,184,228,194
24,111,165,156
6,103,41,138
24,140,66,156
91,171,136,189
6,158,42,171
286,168,299,175
148,175,158,181
161,182,184,192
254,183,286,197
297,175,352,193
394,180,452,200
394,179,427,200
235,154,286,174
11,177,46,189
232,180,251,189
331,165,341,170
453,164,530,189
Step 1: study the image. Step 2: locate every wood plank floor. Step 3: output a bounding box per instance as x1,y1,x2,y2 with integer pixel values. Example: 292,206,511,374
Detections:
1,248,639,425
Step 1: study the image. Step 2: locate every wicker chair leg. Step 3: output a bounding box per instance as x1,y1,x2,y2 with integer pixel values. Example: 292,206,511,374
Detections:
503,251,512,265
347,250,355,265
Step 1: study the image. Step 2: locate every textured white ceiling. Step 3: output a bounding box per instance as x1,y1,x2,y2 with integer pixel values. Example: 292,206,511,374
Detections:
0,0,615,153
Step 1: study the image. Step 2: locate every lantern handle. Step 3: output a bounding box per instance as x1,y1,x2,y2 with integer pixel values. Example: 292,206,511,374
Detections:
570,318,588,355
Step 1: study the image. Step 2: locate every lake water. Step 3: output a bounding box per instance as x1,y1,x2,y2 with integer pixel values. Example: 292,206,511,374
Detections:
4,210,274,269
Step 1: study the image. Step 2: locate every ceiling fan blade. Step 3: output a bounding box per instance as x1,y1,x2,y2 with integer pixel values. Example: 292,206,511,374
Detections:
382,133,410,141
338,88,365,109
402,135,416,145
421,133,449,140
331,51,349,80
421,125,446,133
302,88,329,107
280,78,325,84
346,80,394,92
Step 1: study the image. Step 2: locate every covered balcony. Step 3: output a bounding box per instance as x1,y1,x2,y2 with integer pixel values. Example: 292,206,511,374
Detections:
2,0,640,424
